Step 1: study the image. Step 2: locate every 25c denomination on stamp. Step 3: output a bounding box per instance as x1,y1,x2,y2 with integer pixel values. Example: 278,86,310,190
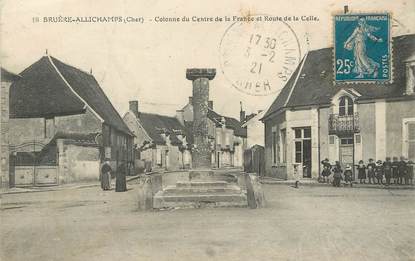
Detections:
334,13,391,83
219,15,301,96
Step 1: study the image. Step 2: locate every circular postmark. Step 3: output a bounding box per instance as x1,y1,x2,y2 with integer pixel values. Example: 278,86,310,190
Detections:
220,15,301,96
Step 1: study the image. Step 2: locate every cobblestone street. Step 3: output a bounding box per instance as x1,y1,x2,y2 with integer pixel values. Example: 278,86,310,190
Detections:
1,179,414,261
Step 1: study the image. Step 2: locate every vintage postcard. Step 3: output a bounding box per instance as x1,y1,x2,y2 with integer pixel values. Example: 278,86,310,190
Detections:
1,0,414,260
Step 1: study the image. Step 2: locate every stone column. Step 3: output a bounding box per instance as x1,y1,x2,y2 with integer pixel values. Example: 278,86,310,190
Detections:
186,68,216,169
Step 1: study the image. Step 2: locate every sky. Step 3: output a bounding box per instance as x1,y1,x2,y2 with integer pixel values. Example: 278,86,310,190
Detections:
1,0,414,119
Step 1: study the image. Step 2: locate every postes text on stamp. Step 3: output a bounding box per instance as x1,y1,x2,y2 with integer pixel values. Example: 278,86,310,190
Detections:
220,15,301,96
334,13,391,83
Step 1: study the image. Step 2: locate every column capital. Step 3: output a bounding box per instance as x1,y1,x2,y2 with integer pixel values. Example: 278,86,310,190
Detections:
186,68,216,81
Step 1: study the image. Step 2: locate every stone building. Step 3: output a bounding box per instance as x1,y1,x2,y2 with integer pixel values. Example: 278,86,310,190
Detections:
178,98,247,169
242,110,265,148
123,100,192,172
261,34,415,180
9,55,133,186
0,68,20,188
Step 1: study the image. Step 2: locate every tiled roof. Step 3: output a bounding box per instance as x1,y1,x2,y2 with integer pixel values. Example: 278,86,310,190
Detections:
207,109,247,137
262,34,415,120
10,56,132,135
138,113,188,146
1,68,21,82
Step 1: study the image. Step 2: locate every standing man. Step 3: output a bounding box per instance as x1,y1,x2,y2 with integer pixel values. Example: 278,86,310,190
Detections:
116,160,127,192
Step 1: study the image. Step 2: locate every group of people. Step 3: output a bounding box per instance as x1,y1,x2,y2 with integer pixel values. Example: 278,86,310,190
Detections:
100,158,127,192
320,156,414,187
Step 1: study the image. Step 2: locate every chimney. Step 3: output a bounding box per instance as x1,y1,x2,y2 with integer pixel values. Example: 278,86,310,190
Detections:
344,5,349,14
188,96,193,105
208,100,213,109
176,109,185,125
129,100,140,118
239,101,246,123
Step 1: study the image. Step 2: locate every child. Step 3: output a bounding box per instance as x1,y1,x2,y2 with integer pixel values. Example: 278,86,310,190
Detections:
407,160,414,185
332,161,343,187
375,160,384,185
392,157,399,184
367,158,376,184
356,160,366,184
344,164,353,187
383,157,392,186
398,156,407,185
321,158,332,183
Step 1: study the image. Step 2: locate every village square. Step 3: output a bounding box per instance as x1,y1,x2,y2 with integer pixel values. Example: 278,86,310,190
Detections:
1,1,415,260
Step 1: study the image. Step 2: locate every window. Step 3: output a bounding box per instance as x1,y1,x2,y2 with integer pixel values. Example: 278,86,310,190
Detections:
329,135,335,144
295,141,302,163
272,130,277,164
355,134,361,144
225,133,230,146
44,118,55,138
216,129,222,145
156,148,162,165
339,96,354,116
340,138,354,145
293,127,311,163
280,129,287,163
407,121,415,161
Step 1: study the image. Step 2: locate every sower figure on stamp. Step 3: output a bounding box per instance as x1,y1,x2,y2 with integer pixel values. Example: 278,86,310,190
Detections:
344,17,383,78
101,158,112,191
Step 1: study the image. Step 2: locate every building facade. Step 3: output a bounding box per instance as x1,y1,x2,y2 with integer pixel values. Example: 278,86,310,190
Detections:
179,98,247,168
9,55,133,186
262,34,415,180
242,110,265,148
123,100,192,172
0,68,20,188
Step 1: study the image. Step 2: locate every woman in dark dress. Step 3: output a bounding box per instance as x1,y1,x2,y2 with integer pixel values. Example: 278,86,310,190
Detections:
356,160,366,184
101,159,112,191
115,161,127,192
332,161,343,187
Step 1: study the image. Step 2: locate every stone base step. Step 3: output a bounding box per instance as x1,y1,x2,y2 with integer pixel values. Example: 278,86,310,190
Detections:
176,181,228,187
163,185,242,195
153,192,247,209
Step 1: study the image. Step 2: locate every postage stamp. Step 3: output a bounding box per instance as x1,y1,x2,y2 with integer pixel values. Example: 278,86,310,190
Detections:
334,13,391,83
219,15,301,96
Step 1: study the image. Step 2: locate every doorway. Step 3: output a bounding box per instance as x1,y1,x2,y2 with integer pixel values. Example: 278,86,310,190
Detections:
339,137,354,179
294,127,312,178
